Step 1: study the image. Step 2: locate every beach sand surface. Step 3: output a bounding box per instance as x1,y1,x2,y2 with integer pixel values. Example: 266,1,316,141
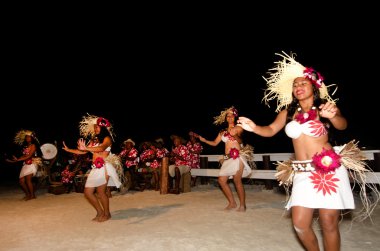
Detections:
0,182,379,251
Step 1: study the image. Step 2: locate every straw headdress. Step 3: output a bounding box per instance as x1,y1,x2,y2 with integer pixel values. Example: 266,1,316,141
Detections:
14,130,39,145
262,51,336,112
213,106,238,125
79,113,115,141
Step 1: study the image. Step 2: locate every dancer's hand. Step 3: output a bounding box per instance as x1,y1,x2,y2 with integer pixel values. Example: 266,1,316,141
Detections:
62,141,70,151
198,135,206,142
319,102,337,119
77,138,87,151
237,117,256,132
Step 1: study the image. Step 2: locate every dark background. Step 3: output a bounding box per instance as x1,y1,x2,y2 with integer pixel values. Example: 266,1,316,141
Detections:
1,18,379,184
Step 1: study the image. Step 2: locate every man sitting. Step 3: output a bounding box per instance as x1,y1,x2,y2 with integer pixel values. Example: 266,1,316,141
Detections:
168,135,191,194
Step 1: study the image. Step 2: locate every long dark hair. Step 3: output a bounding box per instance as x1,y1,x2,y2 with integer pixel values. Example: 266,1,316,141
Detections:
95,126,113,143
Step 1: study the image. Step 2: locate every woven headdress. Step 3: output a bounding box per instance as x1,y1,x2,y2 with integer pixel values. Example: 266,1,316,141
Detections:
263,51,336,112
14,130,39,145
79,113,115,141
213,106,238,125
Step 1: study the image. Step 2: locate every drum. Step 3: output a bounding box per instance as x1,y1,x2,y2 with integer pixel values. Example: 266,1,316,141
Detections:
40,143,58,160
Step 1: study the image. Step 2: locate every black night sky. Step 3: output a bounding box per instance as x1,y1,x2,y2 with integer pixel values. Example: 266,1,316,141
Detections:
1,21,379,183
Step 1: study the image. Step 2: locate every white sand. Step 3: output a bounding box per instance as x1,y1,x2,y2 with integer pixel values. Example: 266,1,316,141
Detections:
0,183,379,251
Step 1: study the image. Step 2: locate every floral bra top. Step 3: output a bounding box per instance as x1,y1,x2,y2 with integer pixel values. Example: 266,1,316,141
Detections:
221,131,237,143
285,120,327,139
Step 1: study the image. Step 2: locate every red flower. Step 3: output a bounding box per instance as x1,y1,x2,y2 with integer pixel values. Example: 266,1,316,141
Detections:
93,157,105,168
25,159,33,165
312,148,341,174
309,172,340,196
303,67,324,88
231,106,238,117
229,148,239,160
97,117,110,127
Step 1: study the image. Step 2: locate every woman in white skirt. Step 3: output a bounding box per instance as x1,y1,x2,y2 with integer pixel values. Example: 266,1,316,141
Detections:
198,106,254,212
6,130,42,201
238,52,379,251
63,114,122,222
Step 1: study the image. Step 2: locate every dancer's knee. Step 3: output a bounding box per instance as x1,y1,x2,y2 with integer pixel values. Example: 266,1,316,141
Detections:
293,224,305,234
218,177,227,185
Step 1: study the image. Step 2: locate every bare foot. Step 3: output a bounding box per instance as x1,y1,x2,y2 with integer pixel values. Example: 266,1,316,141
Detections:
236,206,246,212
97,214,111,222
25,196,36,201
92,212,104,221
224,203,237,210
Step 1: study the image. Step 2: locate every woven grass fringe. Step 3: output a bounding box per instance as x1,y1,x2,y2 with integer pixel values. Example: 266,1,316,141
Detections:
338,140,380,222
240,144,256,169
106,153,128,191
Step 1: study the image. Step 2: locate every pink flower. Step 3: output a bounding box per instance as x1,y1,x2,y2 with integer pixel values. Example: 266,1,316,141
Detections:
312,148,341,174
231,107,238,117
93,157,105,168
229,148,239,160
303,67,324,88
97,117,110,127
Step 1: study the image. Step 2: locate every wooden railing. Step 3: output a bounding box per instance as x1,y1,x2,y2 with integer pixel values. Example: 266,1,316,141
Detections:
190,150,380,185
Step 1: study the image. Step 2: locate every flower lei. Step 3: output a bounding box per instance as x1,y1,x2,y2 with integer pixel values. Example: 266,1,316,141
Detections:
312,148,341,174
93,157,105,169
229,148,240,160
295,106,317,124
303,67,324,88
97,117,110,127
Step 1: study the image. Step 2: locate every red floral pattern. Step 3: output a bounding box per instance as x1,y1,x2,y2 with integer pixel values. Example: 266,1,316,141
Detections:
61,168,75,184
140,149,156,162
120,148,139,167
186,141,203,169
309,171,340,195
172,145,191,166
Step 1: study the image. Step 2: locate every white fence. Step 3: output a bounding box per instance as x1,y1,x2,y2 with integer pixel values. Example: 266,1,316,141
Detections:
191,150,380,184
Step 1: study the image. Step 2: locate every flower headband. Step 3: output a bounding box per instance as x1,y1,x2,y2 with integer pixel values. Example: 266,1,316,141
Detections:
262,51,336,112
303,67,324,88
213,106,238,125
97,117,110,127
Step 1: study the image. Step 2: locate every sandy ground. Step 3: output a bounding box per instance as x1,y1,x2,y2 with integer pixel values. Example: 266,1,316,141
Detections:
0,181,379,251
